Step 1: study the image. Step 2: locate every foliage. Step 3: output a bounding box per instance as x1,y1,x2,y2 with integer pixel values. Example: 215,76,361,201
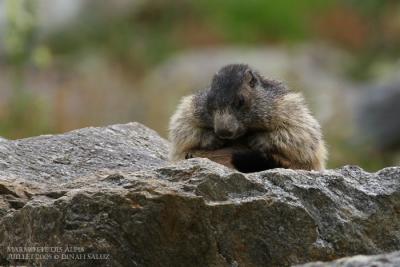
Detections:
194,0,333,42
1,0,399,169
1,0,51,138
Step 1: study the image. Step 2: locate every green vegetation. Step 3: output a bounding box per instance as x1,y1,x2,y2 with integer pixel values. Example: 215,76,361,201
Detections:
1,0,399,170
45,1,334,70
1,0,51,138
195,0,333,42
41,0,400,79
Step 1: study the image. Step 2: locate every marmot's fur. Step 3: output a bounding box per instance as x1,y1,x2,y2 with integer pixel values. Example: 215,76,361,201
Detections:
168,64,327,172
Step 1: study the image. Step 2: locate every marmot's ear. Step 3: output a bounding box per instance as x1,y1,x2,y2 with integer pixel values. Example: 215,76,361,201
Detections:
244,69,256,88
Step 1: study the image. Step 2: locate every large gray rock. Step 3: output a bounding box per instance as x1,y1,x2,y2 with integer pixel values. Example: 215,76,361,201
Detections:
0,122,168,213
0,123,400,267
355,80,400,151
297,251,400,267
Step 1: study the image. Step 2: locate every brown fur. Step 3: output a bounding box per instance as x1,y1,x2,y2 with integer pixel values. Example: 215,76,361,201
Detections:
168,64,327,171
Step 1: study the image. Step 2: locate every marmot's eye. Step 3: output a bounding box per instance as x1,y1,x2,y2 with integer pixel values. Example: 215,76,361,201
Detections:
249,77,257,88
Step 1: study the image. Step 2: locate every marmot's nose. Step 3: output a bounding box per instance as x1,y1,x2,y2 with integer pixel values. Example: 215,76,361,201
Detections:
215,129,234,139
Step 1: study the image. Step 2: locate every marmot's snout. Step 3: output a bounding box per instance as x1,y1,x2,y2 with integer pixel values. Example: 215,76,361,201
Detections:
215,128,234,139
213,110,245,139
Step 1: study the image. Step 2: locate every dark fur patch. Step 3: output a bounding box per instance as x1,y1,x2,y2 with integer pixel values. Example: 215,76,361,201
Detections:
231,150,282,173
209,64,250,107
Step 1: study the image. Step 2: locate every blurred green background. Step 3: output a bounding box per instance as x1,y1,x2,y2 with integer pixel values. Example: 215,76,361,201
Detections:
1,0,400,170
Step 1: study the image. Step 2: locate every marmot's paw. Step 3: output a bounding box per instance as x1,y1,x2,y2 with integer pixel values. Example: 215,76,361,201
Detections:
185,153,194,159
201,132,224,150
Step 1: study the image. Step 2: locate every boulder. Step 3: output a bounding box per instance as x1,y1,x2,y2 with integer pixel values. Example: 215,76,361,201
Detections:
355,80,400,151
0,123,400,267
297,251,400,267
0,122,168,213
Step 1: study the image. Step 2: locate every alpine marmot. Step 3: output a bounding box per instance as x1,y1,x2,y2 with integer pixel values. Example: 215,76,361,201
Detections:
168,64,327,172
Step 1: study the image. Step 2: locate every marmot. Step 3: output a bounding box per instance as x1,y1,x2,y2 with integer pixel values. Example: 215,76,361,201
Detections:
168,64,327,172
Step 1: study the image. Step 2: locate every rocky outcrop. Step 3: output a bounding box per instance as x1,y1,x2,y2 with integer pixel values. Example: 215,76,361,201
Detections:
0,123,168,215
355,79,400,151
297,251,400,267
0,123,400,267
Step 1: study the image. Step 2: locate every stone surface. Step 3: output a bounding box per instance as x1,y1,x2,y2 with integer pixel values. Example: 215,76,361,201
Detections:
0,122,168,215
0,122,168,183
297,251,400,267
355,79,400,151
0,123,400,267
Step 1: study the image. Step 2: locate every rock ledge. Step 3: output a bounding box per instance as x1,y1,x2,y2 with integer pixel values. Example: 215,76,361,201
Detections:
0,123,399,267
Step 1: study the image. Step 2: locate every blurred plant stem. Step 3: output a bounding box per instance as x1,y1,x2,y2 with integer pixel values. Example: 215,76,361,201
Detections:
2,0,50,138
5,0,37,73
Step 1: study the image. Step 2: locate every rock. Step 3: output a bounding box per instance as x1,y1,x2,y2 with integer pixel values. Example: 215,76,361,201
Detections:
0,122,168,214
296,251,400,267
1,123,400,267
355,79,400,151
0,122,168,183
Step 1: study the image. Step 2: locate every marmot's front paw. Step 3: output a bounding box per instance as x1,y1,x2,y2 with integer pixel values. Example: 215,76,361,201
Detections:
185,152,194,159
200,132,224,150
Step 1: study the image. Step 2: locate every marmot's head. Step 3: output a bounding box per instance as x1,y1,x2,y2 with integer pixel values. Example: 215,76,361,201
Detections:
201,64,287,139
